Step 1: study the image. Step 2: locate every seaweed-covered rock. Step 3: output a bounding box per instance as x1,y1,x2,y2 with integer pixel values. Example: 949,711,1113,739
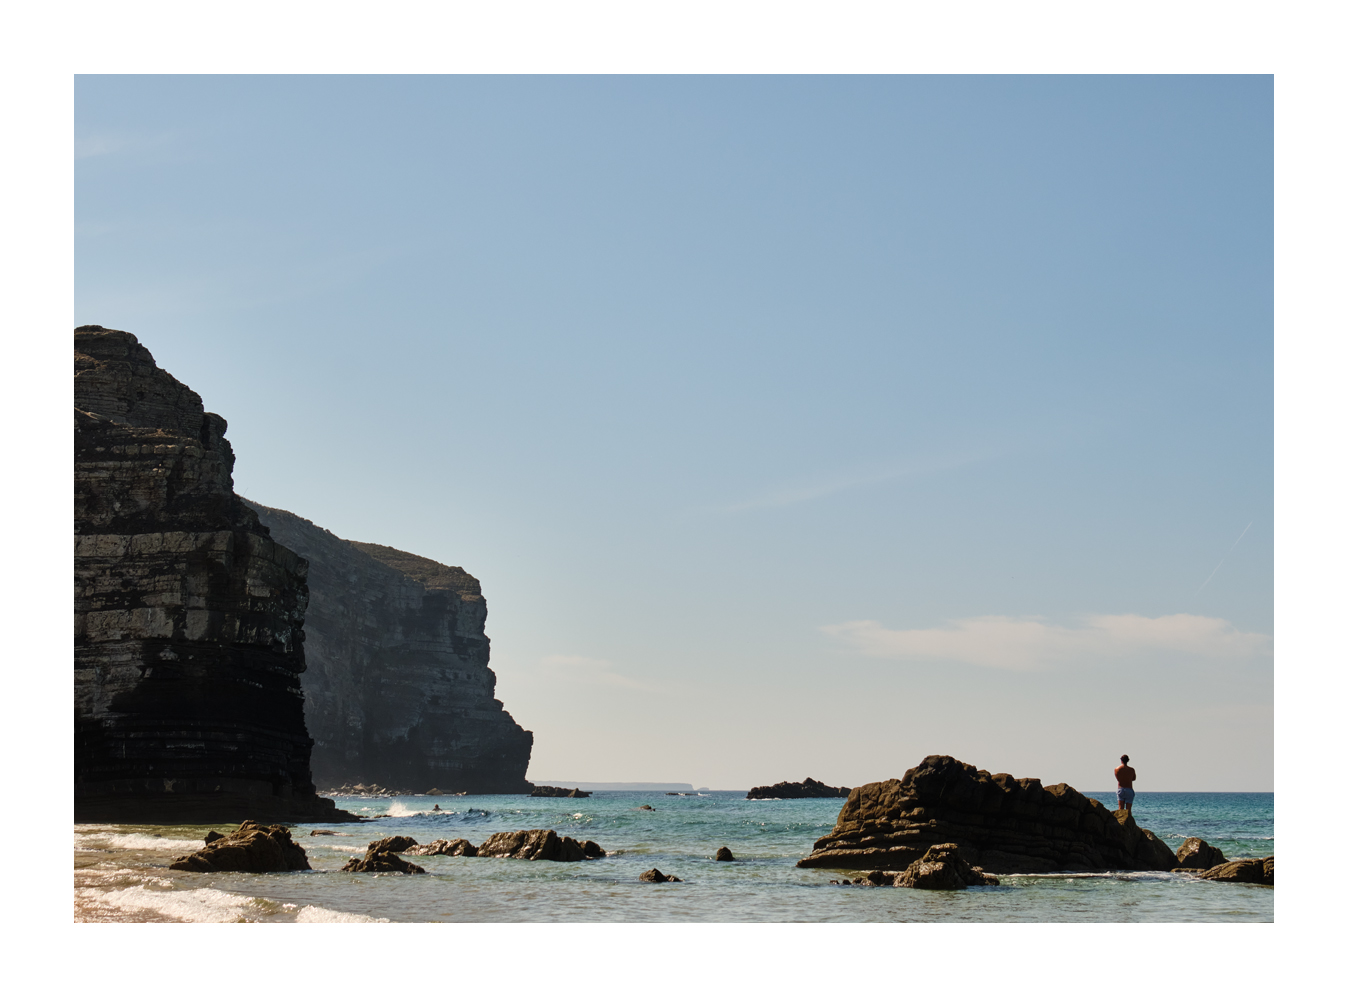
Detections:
530,786,591,797
1175,837,1228,871
407,838,478,857
1199,857,1273,885
746,778,850,800
893,843,999,890
639,868,682,883
477,829,592,862
170,821,310,873
340,850,426,874
798,755,1177,874
365,835,418,854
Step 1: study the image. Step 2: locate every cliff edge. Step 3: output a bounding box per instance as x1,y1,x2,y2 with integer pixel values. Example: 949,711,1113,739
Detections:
74,326,349,823
245,502,534,793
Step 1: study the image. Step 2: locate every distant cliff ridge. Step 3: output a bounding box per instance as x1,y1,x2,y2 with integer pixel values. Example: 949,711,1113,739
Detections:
74,326,346,823
245,502,534,793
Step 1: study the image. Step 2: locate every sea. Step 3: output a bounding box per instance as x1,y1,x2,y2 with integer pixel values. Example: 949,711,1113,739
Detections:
73,790,1273,923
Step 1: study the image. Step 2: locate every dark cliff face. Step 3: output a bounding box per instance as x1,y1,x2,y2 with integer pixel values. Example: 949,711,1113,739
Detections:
74,326,346,823
245,502,534,793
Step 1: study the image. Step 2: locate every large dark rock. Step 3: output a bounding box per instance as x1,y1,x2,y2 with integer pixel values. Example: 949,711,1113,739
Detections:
365,835,418,854
1199,857,1273,885
407,838,478,857
893,843,1000,890
169,821,311,872
341,850,426,874
715,846,735,862
476,828,598,861
244,502,533,794
74,327,353,824
797,755,1177,874
746,777,850,800
530,786,591,797
1175,837,1228,870
639,868,682,883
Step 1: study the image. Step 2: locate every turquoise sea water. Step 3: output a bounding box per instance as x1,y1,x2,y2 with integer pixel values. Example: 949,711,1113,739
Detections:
73,790,1272,922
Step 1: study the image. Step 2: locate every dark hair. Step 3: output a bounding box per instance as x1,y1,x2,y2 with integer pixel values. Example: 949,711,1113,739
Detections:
1120,754,1130,764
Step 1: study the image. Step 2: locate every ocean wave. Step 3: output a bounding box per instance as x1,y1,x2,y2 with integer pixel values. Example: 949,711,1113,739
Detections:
77,832,203,852
294,904,389,923
76,885,256,922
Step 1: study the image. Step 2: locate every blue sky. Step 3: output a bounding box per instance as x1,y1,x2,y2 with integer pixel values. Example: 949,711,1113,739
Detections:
76,75,1272,790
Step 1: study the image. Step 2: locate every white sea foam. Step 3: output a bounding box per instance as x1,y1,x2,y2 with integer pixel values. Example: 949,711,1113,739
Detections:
77,831,203,852
385,802,426,817
77,885,256,922
294,905,389,923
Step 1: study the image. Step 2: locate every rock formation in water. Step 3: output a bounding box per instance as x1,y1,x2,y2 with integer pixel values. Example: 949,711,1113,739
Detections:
746,777,850,800
169,821,312,872
1175,836,1228,870
531,785,590,797
1198,856,1273,885
243,502,534,793
796,755,1177,873
74,326,350,824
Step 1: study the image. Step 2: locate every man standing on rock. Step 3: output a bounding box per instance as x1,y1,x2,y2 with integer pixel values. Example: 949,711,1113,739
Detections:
1114,754,1137,814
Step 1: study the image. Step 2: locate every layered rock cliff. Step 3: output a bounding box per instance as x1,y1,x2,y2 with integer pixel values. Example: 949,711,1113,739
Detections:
74,326,348,823
243,502,534,793
797,755,1177,873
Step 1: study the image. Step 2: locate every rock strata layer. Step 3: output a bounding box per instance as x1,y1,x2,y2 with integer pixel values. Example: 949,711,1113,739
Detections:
74,327,349,824
797,755,1177,873
746,778,850,800
169,821,311,872
245,502,533,794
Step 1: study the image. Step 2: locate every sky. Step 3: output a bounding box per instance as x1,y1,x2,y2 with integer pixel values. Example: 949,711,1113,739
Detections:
75,75,1272,792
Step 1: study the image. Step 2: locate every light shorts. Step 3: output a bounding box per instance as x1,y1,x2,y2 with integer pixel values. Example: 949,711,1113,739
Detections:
1117,787,1136,805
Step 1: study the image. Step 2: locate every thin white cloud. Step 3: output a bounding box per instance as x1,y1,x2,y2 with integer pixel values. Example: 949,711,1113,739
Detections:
821,613,1272,671
539,654,655,691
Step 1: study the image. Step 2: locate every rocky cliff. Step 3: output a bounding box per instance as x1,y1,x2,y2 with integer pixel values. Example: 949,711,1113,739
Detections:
74,326,348,823
797,755,1177,873
243,502,534,793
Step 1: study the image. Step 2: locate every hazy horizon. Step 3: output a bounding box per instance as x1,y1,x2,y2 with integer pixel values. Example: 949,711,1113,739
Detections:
76,75,1272,792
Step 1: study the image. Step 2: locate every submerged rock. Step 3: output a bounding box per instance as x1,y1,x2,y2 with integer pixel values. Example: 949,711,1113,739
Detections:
407,838,478,857
746,777,851,800
1175,837,1228,871
797,755,1178,874
639,868,682,883
476,829,599,862
530,786,592,798
1199,856,1273,886
893,843,1000,890
341,850,426,874
170,821,310,873
715,846,735,862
